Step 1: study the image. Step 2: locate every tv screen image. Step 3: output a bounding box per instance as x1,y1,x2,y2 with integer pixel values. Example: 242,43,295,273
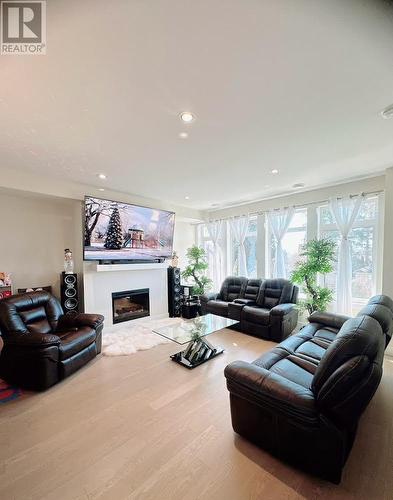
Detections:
84,196,175,262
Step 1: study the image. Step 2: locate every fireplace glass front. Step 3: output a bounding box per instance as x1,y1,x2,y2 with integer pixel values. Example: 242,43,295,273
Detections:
112,288,150,324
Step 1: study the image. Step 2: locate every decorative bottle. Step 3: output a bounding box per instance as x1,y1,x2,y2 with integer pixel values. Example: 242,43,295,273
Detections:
64,248,74,274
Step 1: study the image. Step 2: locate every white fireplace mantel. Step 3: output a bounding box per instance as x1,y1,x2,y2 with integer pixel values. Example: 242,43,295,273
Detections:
83,262,169,327
95,263,168,272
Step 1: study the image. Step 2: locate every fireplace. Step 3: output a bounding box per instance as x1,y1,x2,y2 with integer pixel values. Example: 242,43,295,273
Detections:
112,288,150,324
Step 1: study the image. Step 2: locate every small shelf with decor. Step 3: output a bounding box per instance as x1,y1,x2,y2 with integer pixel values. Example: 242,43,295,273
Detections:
0,272,12,300
0,285,12,300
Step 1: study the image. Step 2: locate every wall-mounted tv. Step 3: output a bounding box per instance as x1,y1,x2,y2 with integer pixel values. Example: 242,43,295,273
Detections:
83,196,175,262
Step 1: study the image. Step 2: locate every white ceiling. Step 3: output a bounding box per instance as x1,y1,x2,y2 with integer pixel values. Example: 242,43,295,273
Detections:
1,0,393,210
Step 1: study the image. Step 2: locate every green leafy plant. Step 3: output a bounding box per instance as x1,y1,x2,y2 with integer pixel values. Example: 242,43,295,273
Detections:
291,238,336,315
181,245,212,295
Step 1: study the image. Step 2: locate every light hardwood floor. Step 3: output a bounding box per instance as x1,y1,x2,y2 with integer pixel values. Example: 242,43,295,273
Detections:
0,329,392,500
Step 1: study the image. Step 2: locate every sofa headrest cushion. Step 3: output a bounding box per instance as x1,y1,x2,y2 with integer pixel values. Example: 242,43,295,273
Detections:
242,279,262,300
0,291,63,335
357,304,392,335
219,276,247,301
312,315,384,395
256,279,294,308
368,294,393,313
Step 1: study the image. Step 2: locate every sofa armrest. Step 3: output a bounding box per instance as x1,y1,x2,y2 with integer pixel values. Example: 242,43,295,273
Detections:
270,303,297,317
224,360,317,421
308,311,349,330
233,298,256,306
4,331,61,348
199,292,219,304
57,313,104,332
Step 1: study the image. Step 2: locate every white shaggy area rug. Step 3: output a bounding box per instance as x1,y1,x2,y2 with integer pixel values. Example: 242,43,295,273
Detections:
102,317,182,356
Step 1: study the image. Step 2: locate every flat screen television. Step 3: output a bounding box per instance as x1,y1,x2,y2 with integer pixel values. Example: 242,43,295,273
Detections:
83,196,175,262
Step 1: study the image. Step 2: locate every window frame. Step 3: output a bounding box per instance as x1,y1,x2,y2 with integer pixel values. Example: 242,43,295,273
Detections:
197,193,382,313
317,195,380,308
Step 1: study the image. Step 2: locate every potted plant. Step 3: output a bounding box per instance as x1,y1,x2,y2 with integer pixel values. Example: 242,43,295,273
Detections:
181,245,212,296
291,238,336,315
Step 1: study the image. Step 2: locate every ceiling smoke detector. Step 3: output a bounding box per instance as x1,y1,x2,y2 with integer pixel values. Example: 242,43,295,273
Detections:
381,104,393,119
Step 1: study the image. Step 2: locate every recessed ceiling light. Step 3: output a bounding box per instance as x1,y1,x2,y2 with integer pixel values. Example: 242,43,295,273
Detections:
293,183,305,189
381,104,393,119
97,173,107,180
179,132,188,139
180,112,195,123
271,169,279,175
184,196,190,200
98,188,105,192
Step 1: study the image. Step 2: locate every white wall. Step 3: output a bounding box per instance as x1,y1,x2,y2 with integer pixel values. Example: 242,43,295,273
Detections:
0,187,196,302
382,167,393,356
0,165,204,221
206,175,385,219
0,188,83,296
172,219,195,271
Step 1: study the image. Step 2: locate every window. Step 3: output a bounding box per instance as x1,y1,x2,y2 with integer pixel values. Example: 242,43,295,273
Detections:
197,224,216,283
230,217,257,277
196,222,227,286
197,194,381,311
318,196,379,312
268,208,307,278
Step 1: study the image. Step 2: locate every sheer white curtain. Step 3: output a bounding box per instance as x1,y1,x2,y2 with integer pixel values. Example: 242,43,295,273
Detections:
267,207,294,278
230,215,249,277
206,220,224,291
329,195,363,315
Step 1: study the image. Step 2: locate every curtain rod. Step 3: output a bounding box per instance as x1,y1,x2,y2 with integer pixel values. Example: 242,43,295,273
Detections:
201,189,384,224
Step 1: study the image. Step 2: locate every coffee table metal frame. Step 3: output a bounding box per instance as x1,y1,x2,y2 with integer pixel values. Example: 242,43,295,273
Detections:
152,314,239,369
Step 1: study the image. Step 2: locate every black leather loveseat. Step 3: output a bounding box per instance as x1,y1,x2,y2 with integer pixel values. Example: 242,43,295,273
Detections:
224,295,392,483
200,277,299,341
0,291,104,390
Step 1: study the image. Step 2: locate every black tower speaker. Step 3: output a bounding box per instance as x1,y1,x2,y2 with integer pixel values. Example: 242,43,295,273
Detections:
167,267,181,317
60,272,79,315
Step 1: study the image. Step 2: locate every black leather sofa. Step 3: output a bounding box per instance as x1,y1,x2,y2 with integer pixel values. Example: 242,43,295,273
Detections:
200,277,299,341
224,295,392,483
0,291,104,390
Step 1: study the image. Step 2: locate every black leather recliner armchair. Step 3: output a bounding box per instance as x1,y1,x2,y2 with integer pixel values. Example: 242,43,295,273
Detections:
224,296,391,483
240,278,299,341
0,291,104,390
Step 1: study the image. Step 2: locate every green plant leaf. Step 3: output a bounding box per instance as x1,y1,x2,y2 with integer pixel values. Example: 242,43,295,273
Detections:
181,245,212,295
290,238,336,313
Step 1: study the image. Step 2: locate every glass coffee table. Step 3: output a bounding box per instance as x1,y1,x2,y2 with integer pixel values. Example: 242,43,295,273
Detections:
152,314,239,369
